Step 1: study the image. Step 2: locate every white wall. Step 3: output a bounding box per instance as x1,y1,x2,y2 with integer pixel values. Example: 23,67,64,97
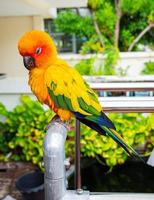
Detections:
60,52,154,76
0,16,44,77
118,52,154,76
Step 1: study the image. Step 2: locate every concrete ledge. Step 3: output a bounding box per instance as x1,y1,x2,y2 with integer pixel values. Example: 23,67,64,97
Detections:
90,193,154,200
60,52,154,76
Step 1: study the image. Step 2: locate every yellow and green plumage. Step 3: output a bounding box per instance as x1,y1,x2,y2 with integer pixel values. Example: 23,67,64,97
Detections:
18,30,142,159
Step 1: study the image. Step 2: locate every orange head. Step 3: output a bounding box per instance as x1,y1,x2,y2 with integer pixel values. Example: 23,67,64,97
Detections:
18,30,57,70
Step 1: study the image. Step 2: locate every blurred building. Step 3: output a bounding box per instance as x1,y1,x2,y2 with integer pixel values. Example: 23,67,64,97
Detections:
0,0,87,77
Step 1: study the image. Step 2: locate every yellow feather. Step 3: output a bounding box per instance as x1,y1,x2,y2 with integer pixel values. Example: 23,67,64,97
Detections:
44,59,102,116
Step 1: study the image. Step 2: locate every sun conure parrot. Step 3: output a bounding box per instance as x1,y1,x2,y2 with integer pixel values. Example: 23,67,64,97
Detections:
18,30,141,159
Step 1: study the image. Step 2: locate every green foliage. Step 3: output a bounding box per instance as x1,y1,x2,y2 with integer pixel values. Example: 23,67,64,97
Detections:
121,0,144,14
0,96,53,168
120,29,135,51
75,47,118,75
0,96,154,170
54,2,116,51
53,0,154,52
120,0,154,50
54,11,95,38
66,113,154,169
54,11,79,35
141,61,154,75
148,14,154,24
96,2,116,42
103,47,119,75
88,0,103,10
75,57,96,75
80,36,104,54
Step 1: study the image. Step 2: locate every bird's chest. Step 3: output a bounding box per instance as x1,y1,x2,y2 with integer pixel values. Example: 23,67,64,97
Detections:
29,69,50,104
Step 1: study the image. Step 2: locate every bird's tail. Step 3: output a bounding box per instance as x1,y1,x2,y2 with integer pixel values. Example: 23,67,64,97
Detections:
101,125,144,162
75,111,143,162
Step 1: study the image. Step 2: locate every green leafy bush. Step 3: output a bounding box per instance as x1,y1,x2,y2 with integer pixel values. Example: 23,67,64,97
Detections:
141,61,154,75
0,96,154,170
75,48,118,76
75,57,96,75
0,96,53,168
66,113,154,169
54,10,95,38
80,36,104,54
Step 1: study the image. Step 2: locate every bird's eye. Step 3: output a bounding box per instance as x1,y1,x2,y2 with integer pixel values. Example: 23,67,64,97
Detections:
35,47,42,55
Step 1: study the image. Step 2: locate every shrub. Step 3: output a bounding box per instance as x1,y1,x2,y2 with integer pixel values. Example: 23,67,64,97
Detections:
66,113,154,169
75,48,118,76
141,61,154,75
0,96,53,168
0,96,154,170
75,57,96,75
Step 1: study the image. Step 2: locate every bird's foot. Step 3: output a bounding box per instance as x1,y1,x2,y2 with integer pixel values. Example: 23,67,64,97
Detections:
45,115,69,131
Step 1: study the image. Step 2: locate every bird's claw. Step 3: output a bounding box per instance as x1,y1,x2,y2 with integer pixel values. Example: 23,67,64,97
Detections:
45,115,69,131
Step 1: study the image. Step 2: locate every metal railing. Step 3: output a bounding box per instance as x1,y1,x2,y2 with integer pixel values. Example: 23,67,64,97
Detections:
91,82,154,113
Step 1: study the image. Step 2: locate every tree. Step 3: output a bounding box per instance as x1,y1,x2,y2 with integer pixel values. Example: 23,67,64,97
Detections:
53,0,154,52
128,10,154,51
114,0,122,47
128,23,154,51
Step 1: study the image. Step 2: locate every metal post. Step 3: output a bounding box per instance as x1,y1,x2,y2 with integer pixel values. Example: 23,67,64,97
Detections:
43,116,67,200
75,119,82,192
43,116,89,200
72,34,77,53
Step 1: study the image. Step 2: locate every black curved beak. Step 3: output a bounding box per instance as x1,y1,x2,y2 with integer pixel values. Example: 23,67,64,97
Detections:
23,56,35,70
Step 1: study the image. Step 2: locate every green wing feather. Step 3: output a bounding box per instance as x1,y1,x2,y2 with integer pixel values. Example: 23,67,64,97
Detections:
46,66,102,115
48,87,74,111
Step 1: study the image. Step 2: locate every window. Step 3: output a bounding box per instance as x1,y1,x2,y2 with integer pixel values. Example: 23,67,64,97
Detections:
44,8,90,53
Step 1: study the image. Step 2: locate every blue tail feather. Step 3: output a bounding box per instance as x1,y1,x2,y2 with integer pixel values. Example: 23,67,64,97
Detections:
74,111,143,161
74,111,115,133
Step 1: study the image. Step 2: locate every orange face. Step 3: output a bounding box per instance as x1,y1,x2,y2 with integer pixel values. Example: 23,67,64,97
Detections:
18,30,57,70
